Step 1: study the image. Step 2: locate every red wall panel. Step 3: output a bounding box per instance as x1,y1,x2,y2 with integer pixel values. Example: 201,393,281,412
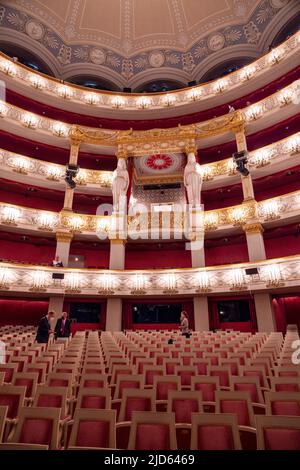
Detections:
125,248,191,269
0,240,55,264
69,247,110,268
205,242,249,266
265,235,300,259
0,298,48,325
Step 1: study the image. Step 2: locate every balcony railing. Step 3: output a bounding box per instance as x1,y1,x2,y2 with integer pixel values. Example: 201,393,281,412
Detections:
0,255,299,295
0,31,299,112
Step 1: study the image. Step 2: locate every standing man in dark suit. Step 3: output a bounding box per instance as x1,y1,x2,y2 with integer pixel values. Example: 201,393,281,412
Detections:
35,311,55,343
55,311,71,339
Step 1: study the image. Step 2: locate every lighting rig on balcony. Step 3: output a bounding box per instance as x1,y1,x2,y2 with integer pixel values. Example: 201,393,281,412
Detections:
65,164,80,189
232,150,249,177
163,273,178,294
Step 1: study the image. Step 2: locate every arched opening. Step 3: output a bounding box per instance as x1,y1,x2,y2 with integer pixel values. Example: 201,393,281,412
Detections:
199,57,254,83
0,43,55,76
134,79,186,93
270,11,300,48
66,75,120,92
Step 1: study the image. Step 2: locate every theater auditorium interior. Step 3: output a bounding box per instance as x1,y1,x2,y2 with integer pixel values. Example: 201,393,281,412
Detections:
0,0,299,453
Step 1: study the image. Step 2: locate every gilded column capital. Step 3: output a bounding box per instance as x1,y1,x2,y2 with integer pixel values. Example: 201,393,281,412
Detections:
185,144,198,155
56,231,73,243
242,222,264,234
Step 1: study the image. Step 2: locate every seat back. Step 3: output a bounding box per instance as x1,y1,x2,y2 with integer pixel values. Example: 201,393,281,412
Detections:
229,376,264,404
190,413,242,450
11,406,61,449
270,377,300,392
68,409,116,449
13,372,38,399
118,389,156,422
0,406,8,442
0,363,18,383
191,376,220,402
167,391,203,423
152,376,181,401
128,411,177,450
256,415,300,450
114,374,144,400
76,388,111,411
33,386,69,419
265,392,300,416
215,391,255,427
0,385,26,419
79,374,108,389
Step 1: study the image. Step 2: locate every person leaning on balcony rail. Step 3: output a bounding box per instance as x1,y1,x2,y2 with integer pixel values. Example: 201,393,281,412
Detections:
52,255,63,267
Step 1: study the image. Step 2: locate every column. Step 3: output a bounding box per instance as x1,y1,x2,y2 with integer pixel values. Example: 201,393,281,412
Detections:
254,293,276,332
190,239,205,267
109,239,126,269
193,296,210,331
48,296,64,323
106,298,122,331
63,138,81,211
55,231,73,267
243,223,266,262
235,126,255,202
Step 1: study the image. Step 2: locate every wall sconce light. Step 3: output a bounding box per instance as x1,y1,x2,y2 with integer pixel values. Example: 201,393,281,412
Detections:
230,207,246,226
29,271,50,292
250,149,272,168
38,212,57,230
268,48,284,65
97,274,115,294
45,165,63,181
162,94,176,107
0,60,17,76
64,272,82,293
84,93,100,105
204,212,218,231
29,75,46,90
200,165,214,181
278,89,293,106
68,215,84,232
286,134,300,154
0,102,8,117
229,269,246,290
12,157,31,174
261,200,280,221
137,96,151,109
264,264,284,288
0,267,14,289
187,88,202,101
245,105,263,121
1,206,20,225
213,79,228,94
52,122,69,137
131,273,146,294
163,273,178,293
57,85,73,99
240,66,256,81
111,96,125,108
21,113,39,129
195,271,211,293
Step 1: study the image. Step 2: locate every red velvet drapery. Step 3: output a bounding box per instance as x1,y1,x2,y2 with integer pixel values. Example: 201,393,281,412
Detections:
272,296,300,333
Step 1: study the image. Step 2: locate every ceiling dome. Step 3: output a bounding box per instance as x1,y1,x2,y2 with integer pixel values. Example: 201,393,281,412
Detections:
0,0,298,90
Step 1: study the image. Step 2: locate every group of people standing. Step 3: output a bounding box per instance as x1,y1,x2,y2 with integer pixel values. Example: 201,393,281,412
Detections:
35,311,71,344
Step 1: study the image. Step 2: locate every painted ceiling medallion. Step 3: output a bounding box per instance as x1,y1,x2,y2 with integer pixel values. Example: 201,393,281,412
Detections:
147,154,173,170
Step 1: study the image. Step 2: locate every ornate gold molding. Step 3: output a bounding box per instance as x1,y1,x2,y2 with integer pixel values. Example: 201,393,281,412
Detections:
242,223,264,234
56,231,73,243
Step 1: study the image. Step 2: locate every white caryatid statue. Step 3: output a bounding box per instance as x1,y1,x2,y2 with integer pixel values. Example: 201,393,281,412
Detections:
184,152,203,207
112,157,129,213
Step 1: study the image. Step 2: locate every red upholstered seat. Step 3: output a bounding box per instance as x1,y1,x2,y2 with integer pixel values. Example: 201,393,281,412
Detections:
135,423,170,450
124,397,152,421
172,398,200,424
264,428,300,450
81,395,106,409
197,425,235,450
36,394,62,408
271,401,300,416
156,381,178,400
20,418,54,445
76,420,109,447
219,399,250,426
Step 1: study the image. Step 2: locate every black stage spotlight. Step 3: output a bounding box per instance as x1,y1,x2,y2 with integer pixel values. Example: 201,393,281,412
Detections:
65,164,79,189
232,150,249,177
